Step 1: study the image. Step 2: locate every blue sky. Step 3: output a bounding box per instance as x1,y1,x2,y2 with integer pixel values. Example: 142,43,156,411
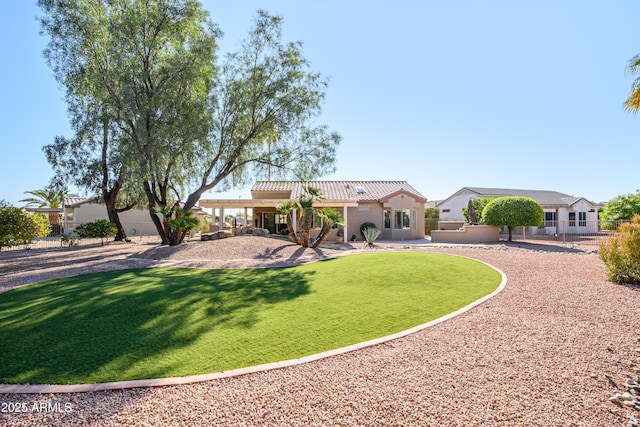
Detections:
2,1,639,206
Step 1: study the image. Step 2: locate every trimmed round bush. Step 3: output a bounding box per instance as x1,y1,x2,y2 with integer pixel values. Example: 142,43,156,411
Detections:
482,196,543,241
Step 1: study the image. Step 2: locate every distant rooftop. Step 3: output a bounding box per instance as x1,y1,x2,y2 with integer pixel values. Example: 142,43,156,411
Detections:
445,187,595,207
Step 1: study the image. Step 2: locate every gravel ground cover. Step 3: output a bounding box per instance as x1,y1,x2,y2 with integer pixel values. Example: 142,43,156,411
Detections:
0,236,638,426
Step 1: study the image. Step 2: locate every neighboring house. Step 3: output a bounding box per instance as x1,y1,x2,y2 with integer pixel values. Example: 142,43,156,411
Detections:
436,187,599,235
200,181,427,242
63,198,159,237
63,198,212,237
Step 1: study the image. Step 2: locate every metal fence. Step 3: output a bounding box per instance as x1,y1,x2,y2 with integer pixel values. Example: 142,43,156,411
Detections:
497,220,628,247
0,223,163,252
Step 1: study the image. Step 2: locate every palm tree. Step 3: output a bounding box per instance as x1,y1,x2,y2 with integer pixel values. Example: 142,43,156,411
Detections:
20,189,66,208
624,54,640,112
311,208,343,248
276,200,300,244
298,186,323,247
20,188,71,226
276,186,329,247
20,187,75,226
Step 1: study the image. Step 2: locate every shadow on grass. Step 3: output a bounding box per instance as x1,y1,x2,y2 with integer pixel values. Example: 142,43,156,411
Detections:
0,267,312,384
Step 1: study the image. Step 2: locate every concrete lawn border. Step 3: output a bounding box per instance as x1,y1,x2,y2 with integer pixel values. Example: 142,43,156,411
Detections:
0,255,506,394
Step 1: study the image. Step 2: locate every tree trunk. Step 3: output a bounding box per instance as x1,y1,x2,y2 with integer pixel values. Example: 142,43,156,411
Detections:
105,198,127,241
508,226,513,242
102,183,128,242
143,181,169,245
311,223,331,248
300,210,313,247
100,113,128,242
286,212,300,244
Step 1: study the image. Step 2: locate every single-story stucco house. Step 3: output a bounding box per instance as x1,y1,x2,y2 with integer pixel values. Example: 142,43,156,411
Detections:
436,187,599,235
200,180,427,242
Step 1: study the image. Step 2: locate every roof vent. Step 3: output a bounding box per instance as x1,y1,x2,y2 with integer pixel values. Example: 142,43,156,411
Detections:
355,186,366,194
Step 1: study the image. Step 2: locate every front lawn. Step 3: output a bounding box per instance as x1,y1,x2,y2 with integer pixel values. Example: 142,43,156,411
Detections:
0,252,501,384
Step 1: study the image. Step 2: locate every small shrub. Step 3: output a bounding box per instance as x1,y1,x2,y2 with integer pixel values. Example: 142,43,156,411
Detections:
600,215,640,284
0,208,50,250
75,219,117,246
361,226,380,247
61,234,80,246
424,208,440,236
462,197,495,223
360,222,377,239
424,218,439,235
200,216,210,234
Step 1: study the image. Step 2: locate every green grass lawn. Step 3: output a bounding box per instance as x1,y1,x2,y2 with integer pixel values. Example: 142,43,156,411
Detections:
0,252,501,385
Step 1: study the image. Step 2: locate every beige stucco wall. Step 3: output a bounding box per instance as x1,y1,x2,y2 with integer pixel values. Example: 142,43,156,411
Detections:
345,203,383,241
346,196,426,241
252,191,290,200
431,225,500,244
380,193,425,240
437,221,465,230
70,203,159,236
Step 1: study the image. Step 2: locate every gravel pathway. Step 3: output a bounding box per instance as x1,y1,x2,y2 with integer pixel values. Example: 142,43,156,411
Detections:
0,237,638,426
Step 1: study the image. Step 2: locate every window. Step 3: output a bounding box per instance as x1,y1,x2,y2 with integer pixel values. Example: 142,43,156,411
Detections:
544,211,556,227
383,209,391,229
569,212,576,227
578,212,587,227
412,210,417,229
395,210,410,229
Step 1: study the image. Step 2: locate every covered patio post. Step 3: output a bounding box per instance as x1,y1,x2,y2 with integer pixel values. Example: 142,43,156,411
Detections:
343,205,348,243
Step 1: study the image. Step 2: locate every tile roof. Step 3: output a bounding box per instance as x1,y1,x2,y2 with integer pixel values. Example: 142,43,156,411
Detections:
64,197,93,208
251,181,427,203
459,187,594,207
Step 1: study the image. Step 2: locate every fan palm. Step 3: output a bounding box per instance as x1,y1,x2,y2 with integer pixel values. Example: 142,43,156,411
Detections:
298,187,323,247
20,188,76,227
276,200,300,244
312,208,344,248
19,189,66,208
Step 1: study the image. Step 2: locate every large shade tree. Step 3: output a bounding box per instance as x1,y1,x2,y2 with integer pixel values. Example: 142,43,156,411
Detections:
38,1,340,245
40,0,143,242
43,99,144,241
